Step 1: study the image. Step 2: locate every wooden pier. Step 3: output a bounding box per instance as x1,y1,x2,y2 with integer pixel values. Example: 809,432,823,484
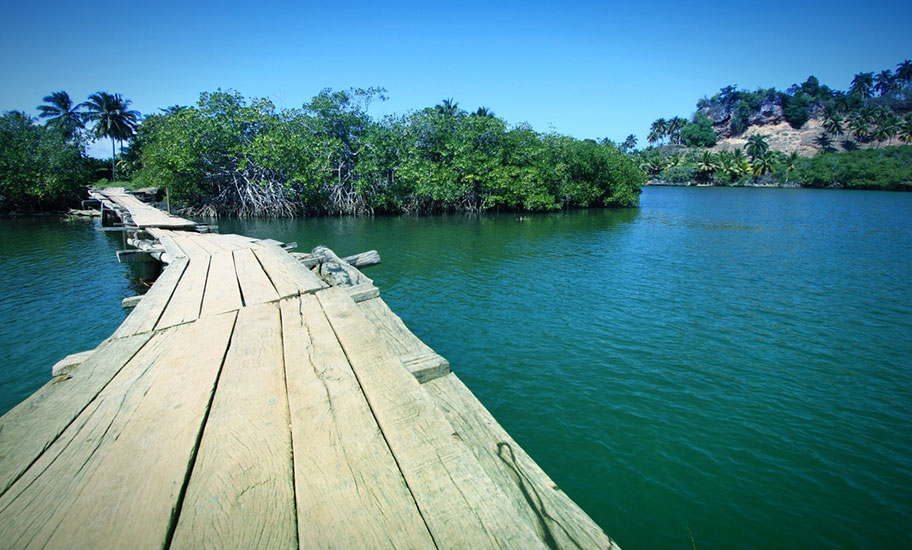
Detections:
0,189,619,549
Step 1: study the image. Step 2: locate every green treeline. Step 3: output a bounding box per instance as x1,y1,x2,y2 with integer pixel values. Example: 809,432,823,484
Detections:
130,89,643,217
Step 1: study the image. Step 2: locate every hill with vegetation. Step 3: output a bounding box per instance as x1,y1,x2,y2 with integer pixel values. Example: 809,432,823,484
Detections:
637,59,912,190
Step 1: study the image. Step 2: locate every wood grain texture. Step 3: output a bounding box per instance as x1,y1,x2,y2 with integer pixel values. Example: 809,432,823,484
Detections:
171,304,295,549
0,333,153,496
155,255,210,330
358,297,451,382
113,257,188,338
234,248,280,306
171,234,211,258
0,313,237,549
424,373,620,550
280,295,435,549
316,287,546,549
255,245,326,298
199,251,243,317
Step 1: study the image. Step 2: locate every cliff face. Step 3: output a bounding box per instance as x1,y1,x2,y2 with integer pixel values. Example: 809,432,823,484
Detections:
700,99,785,139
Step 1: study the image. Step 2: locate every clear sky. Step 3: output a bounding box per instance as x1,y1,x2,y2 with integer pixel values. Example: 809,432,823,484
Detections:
2,0,909,157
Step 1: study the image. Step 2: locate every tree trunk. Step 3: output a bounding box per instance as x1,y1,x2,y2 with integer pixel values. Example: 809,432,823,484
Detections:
111,138,116,182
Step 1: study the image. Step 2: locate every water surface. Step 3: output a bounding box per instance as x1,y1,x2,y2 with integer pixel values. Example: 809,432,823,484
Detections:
2,187,910,548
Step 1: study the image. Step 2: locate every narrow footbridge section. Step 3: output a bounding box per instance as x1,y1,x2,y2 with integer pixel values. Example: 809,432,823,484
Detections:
0,189,619,549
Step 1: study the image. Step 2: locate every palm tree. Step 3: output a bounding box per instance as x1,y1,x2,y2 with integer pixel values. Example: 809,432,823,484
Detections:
622,134,637,153
873,120,898,146
648,118,667,145
783,151,801,182
667,117,687,144
696,150,719,180
435,98,460,117
850,72,874,98
746,134,769,160
82,91,141,181
847,111,870,141
472,106,494,118
898,116,912,144
37,91,84,140
874,70,896,97
751,150,775,178
823,113,844,142
897,60,912,84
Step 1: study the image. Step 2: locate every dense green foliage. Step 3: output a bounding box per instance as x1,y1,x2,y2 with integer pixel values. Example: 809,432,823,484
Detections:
792,146,912,189
680,113,717,147
134,89,644,216
782,93,811,129
0,112,91,212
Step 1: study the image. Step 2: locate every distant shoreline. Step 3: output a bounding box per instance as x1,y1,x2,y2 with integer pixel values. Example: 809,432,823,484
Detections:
644,179,911,191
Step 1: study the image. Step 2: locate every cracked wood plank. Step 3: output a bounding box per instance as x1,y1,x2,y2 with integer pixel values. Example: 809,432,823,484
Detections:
171,304,295,549
316,286,547,549
0,312,237,549
424,373,620,550
113,257,188,338
0,333,153,496
233,248,280,306
280,295,435,549
254,245,325,298
155,255,210,330
200,251,243,317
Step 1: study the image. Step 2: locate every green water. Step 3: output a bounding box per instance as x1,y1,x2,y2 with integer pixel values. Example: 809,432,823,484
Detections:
2,187,911,548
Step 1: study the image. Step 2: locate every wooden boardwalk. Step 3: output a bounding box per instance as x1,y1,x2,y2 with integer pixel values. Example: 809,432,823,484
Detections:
0,192,619,549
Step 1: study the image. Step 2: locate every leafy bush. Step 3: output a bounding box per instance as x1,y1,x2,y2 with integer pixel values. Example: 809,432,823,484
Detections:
783,93,811,128
135,89,647,216
792,146,912,189
0,111,90,213
681,114,718,147
660,163,696,183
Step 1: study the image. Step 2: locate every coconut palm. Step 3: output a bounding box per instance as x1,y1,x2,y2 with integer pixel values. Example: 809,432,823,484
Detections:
82,91,141,181
472,106,494,118
847,112,870,141
897,60,912,84
873,120,898,146
622,134,637,153
435,98,460,117
746,134,769,160
696,150,719,178
783,151,801,182
823,113,844,142
751,150,775,178
667,117,687,145
899,116,912,144
648,118,667,145
37,91,84,140
850,72,874,98
874,70,897,97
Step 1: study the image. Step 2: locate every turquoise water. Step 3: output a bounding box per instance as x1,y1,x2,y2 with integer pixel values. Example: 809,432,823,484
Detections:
2,187,911,548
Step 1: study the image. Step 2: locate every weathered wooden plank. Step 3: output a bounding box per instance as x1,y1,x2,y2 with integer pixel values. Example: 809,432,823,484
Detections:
358,297,451,382
155,255,210,330
254,245,325,299
0,333,153,497
234,248,279,306
0,313,237,549
280,296,435,548
199,251,243,317
171,304,295,549
316,287,546,549
49,349,95,376
193,234,232,254
216,233,263,250
424,373,620,550
113,257,188,338
171,234,211,258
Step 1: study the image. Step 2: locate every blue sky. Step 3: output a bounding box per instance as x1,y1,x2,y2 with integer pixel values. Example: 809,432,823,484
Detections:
2,0,909,157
